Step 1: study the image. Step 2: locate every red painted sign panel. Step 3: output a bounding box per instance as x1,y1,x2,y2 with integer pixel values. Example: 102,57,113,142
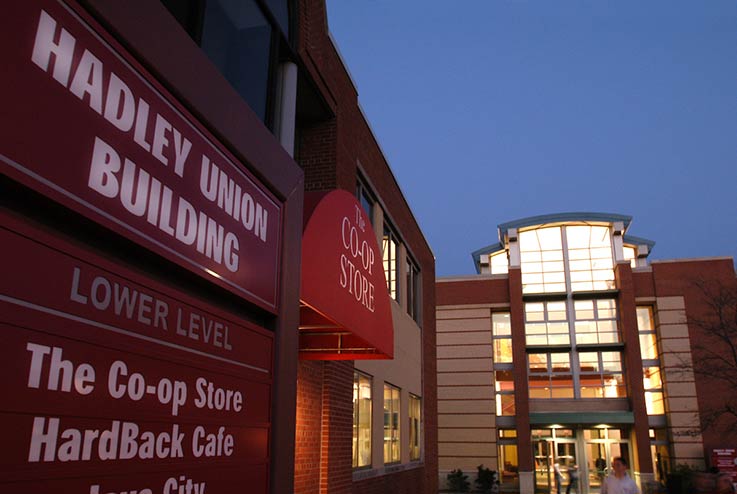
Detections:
712,449,737,483
0,0,282,311
300,190,394,359
0,211,273,493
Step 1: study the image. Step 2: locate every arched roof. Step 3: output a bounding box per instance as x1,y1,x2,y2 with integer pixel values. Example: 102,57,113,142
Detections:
471,212,656,273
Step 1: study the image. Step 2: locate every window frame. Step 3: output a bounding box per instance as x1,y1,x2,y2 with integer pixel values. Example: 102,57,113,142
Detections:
527,351,574,399
382,222,400,302
352,371,373,469
408,393,421,461
383,382,401,464
405,254,421,324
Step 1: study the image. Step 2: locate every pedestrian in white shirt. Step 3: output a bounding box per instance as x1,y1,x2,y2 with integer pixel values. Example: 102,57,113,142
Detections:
601,457,639,494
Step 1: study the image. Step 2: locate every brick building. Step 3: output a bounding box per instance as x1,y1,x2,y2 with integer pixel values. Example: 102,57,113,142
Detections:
1,1,436,493
436,213,737,493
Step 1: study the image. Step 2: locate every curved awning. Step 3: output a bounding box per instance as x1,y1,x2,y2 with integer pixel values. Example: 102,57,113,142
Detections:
300,190,394,360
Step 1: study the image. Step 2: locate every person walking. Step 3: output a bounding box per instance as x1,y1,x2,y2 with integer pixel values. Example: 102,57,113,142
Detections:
566,464,579,494
601,457,639,494
554,462,563,494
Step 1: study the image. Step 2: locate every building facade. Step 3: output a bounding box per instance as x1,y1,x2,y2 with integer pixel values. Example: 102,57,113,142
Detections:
436,213,737,493
294,1,437,493
1,1,436,493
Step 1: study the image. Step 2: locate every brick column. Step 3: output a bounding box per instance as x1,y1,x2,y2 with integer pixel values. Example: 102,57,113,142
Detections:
320,360,354,494
295,361,324,494
615,262,653,476
509,268,532,473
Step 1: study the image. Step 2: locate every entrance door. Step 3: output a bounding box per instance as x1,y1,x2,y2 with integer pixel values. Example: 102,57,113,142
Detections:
534,436,578,494
534,439,553,493
583,428,631,494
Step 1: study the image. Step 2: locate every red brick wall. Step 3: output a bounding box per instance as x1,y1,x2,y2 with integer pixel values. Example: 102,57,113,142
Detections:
354,467,425,494
649,259,737,455
321,361,355,494
437,278,510,306
295,361,324,494
300,119,338,191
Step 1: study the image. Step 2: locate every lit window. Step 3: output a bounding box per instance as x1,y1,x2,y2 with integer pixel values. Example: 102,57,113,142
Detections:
637,307,658,361
528,352,574,399
493,312,513,363
574,299,619,344
578,351,625,398
382,224,399,301
519,225,616,294
650,430,670,484
643,366,665,415
498,430,519,487
490,251,509,275
525,301,570,346
409,394,421,461
495,370,516,415
520,227,565,294
406,256,421,323
383,383,400,464
566,225,615,292
623,245,637,268
353,372,372,468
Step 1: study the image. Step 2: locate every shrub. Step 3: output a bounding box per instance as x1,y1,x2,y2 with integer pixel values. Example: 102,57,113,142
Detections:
447,468,471,492
475,464,500,494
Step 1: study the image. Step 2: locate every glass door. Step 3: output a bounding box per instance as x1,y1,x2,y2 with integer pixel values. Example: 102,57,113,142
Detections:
534,438,553,493
585,442,608,492
583,428,631,494
534,430,579,494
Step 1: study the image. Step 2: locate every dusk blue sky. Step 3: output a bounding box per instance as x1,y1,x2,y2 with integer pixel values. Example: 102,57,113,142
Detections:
326,1,737,277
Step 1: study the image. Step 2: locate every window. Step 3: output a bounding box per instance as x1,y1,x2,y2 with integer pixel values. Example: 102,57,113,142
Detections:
623,245,637,268
383,383,400,463
409,394,421,461
578,351,625,398
574,299,619,344
356,177,375,225
525,301,570,346
200,0,273,123
406,255,421,323
637,307,658,361
160,0,287,126
528,352,574,398
650,429,670,484
495,370,515,415
498,430,519,487
353,372,372,468
566,225,615,292
519,225,616,294
520,227,565,294
383,224,399,301
492,312,513,363
643,366,665,415
490,251,509,275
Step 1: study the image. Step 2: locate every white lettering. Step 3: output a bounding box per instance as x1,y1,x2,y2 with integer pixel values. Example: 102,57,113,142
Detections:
31,10,75,87
28,417,184,462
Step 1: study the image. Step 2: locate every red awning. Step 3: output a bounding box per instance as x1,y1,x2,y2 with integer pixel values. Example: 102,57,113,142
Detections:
300,190,394,360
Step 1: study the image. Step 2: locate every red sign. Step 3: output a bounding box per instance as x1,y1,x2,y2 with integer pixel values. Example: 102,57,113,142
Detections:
712,449,737,483
300,190,394,359
0,0,282,311
0,211,273,493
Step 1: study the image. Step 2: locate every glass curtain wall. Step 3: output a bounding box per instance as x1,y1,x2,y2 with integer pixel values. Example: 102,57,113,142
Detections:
521,225,625,400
